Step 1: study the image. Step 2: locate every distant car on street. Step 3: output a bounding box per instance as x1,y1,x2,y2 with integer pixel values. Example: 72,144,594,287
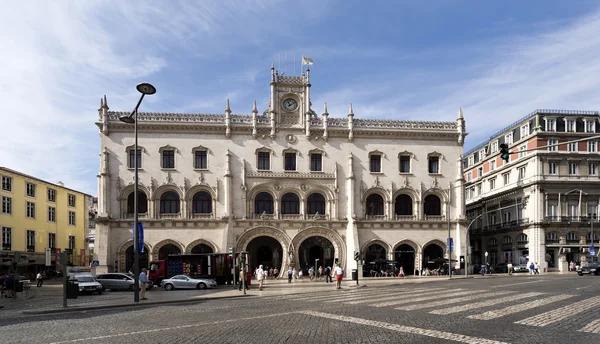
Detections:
160,275,217,290
578,263,600,276
95,273,153,291
71,274,103,294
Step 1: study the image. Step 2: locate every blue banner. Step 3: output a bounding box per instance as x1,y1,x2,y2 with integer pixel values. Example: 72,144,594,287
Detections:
132,222,144,253
447,238,454,253
591,245,595,257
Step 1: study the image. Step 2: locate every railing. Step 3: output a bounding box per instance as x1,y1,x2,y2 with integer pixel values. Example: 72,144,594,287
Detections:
1,246,11,251
190,213,213,219
27,246,35,252
544,216,593,222
546,239,560,244
365,215,387,221
159,213,181,219
481,218,529,231
253,213,275,220
516,240,529,245
395,215,416,221
124,213,148,219
281,214,304,220
424,215,445,221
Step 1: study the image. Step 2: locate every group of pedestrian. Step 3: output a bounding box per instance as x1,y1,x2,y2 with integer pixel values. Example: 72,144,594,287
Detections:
529,262,540,275
0,274,15,298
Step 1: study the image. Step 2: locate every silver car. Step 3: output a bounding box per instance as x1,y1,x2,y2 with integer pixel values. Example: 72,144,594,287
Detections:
95,273,153,291
160,275,217,290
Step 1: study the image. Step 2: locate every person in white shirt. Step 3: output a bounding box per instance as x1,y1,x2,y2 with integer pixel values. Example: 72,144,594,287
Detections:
256,265,265,290
334,263,343,289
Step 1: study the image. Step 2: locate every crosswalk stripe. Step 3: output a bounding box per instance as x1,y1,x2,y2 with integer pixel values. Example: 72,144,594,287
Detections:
430,292,544,315
343,288,441,305
395,291,516,311
372,289,472,308
286,287,400,302
285,289,369,301
578,318,600,334
515,296,600,327
468,294,575,320
318,288,429,304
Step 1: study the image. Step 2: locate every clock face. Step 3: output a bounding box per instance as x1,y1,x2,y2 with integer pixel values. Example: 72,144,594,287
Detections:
282,98,298,111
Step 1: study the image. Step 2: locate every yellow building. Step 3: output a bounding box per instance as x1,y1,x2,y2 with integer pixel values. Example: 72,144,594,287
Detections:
0,167,92,274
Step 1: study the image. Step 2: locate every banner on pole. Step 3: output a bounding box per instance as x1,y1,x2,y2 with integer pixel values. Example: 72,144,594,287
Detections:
132,222,144,253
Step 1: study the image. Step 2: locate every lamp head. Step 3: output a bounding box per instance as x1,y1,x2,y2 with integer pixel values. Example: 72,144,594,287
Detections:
119,115,135,124
136,83,156,95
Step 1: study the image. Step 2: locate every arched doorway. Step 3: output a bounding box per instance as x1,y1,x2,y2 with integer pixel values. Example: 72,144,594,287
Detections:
365,244,388,276
159,244,181,260
422,243,444,269
125,245,149,273
191,244,213,254
395,244,415,275
246,236,283,271
298,236,334,274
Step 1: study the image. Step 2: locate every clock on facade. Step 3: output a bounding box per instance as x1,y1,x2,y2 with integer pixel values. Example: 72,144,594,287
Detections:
282,98,298,111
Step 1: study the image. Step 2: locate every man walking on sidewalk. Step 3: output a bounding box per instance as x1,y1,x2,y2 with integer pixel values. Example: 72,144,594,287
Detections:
256,265,265,291
334,263,343,289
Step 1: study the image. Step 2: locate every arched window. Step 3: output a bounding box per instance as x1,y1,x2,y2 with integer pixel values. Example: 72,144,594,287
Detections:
546,232,559,243
281,193,300,214
502,236,512,245
394,194,413,216
566,232,579,244
127,191,148,214
307,193,325,215
423,195,441,215
160,191,180,214
255,192,274,214
489,238,497,246
517,234,528,243
192,191,212,214
366,194,384,215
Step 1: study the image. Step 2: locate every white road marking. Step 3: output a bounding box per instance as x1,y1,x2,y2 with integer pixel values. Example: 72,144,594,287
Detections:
430,292,544,315
575,284,595,290
332,288,441,304
48,312,294,344
515,296,600,327
491,280,546,288
468,294,575,320
578,318,600,334
371,289,472,308
395,291,516,311
285,287,396,301
300,310,508,344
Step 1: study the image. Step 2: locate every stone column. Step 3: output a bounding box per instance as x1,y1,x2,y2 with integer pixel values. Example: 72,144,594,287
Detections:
346,153,359,273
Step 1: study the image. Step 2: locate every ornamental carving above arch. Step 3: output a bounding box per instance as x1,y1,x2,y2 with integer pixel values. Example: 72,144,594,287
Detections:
185,239,218,253
290,226,346,269
118,240,152,273
393,239,421,254
360,238,392,255
151,239,185,258
235,226,292,273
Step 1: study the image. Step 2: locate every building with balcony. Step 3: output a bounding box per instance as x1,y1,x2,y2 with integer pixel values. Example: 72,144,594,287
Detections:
464,109,600,272
0,167,92,273
95,63,468,276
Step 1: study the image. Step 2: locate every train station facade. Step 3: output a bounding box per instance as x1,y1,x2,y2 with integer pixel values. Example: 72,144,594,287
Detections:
94,64,468,276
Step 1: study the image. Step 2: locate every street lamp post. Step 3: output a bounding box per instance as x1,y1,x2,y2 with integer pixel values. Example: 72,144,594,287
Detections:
119,82,156,303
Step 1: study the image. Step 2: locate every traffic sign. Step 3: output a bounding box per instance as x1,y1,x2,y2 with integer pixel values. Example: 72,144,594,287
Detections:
590,246,596,257
354,251,360,261
91,260,100,267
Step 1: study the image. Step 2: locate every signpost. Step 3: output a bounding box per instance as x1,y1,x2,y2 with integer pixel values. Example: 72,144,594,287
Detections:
58,252,68,308
354,251,360,285
45,248,51,267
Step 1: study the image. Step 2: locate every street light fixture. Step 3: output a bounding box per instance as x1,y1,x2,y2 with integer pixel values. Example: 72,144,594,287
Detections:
119,82,156,303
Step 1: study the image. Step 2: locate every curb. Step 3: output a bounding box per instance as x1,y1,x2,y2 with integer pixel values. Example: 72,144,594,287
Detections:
22,293,255,315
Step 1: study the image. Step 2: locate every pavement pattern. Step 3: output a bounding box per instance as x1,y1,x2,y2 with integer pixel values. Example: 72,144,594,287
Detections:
1,274,600,343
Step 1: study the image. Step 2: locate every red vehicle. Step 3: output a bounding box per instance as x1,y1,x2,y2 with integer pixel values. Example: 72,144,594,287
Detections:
148,253,250,286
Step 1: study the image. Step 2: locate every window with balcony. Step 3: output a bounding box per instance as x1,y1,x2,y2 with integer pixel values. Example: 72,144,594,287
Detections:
477,167,483,178
489,178,496,190
566,120,576,132
490,160,496,171
518,144,527,158
307,193,326,215
520,124,530,138
505,133,514,145
518,166,526,181
503,212,511,223
569,163,578,176
490,141,499,153
1,196,11,215
548,162,558,175
160,192,180,214
192,191,212,214
47,188,56,202
590,163,598,176
517,233,528,244
1,227,11,251
568,142,577,152
502,235,512,245
546,232,559,243
281,193,300,214
547,139,557,152
585,120,596,133
310,153,323,172
1,175,12,191
502,172,510,185
566,232,579,244
545,118,556,132
588,140,597,153
468,155,474,166
284,152,297,171
26,230,35,252
26,182,35,197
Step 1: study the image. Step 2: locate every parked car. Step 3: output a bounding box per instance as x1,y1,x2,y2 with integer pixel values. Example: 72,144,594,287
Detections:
71,274,103,294
512,265,529,273
16,275,32,289
160,275,217,291
95,273,153,291
578,263,600,276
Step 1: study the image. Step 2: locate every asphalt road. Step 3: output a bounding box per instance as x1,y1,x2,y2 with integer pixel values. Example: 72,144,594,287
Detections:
1,274,600,343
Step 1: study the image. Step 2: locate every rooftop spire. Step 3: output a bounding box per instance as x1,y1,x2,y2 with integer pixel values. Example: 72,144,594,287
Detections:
252,100,258,113
323,102,328,114
458,107,464,119
348,103,354,115
226,99,231,112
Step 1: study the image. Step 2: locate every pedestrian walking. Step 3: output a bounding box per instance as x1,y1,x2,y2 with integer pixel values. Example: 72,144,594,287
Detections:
287,266,293,283
507,262,513,275
36,271,43,287
324,266,332,283
398,266,405,277
256,265,265,291
238,268,249,291
139,268,148,300
334,263,343,289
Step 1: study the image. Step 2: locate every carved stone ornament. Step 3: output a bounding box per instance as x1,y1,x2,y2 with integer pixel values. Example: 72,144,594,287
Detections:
273,183,282,191
300,184,308,191
285,134,296,143
150,178,156,192
312,212,323,220
260,211,268,220
166,172,173,184
116,178,121,193
373,176,380,188
432,177,438,188
184,178,190,191
403,176,410,188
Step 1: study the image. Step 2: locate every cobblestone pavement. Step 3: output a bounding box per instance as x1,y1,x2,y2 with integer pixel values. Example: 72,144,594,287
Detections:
1,274,599,343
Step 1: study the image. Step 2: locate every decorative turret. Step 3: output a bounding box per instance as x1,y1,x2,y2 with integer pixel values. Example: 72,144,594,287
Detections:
322,102,329,141
251,100,258,139
270,106,276,139
347,103,354,142
100,95,109,135
304,66,312,137
225,99,231,139
457,107,466,145
347,152,354,179
271,61,275,83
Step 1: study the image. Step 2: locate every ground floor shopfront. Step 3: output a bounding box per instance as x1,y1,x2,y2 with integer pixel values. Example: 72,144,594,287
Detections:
96,219,464,277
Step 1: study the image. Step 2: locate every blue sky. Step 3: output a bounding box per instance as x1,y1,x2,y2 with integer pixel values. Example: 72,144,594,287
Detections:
2,1,600,195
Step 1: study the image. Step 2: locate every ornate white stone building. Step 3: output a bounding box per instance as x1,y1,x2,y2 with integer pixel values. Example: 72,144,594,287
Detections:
95,64,468,276
464,109,600,273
